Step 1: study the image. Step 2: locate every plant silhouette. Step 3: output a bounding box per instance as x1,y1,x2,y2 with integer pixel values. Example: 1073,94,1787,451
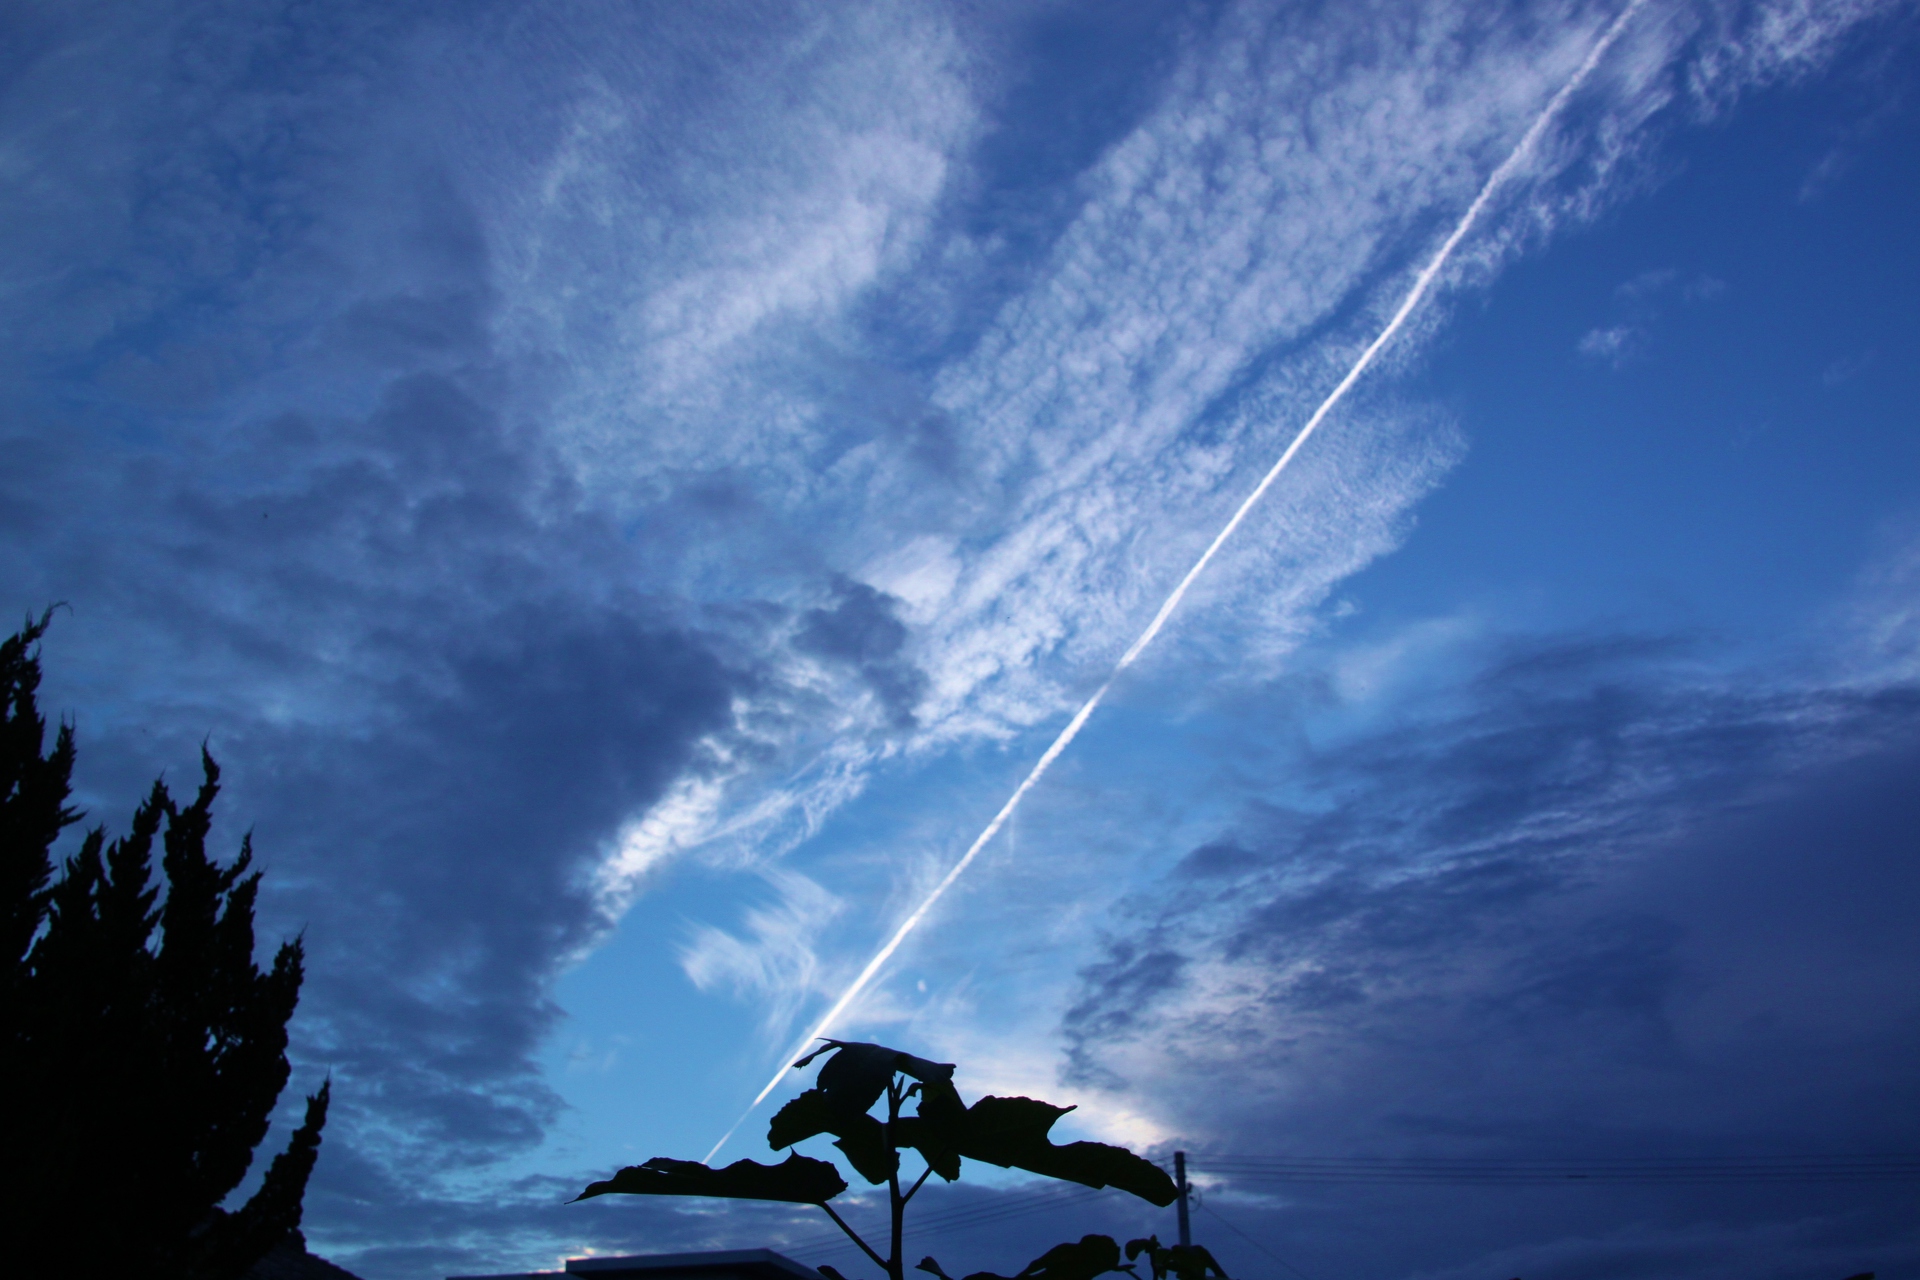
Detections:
918,1233,1135,1280
0,612,330,1277
1123,1235,1227,1280
575,1039,1180,1280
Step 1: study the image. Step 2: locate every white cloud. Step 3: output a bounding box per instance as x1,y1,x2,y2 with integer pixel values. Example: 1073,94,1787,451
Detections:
1331,613,1482,704
1684,273,1728,301
1837,516,1920,684
680,868,848,1033
12,1,1912,1265
592,772,732,920
480,3,980,481
234,0,1905,1075
562,0,1907,1061
1578,323,1639,361
1616,266,1678,298
862,536,965,625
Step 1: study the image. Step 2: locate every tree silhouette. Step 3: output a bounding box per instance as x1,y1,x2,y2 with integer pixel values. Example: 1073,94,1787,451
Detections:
0,612,330,1278
575,1038,1182,1280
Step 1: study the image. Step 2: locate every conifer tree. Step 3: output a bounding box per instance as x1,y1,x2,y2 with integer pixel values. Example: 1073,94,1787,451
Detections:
0,613,329,1278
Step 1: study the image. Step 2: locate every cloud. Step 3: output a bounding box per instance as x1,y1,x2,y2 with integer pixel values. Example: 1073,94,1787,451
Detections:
1577,262,1725,366
303,1156,834,1280
3,2,1914,1276
1839,515,1920,682
471,1,979,476
1578,323,1641,362
1683,273,1728,300
794,577,929,730
1823,347,1877,384
681,869,848,1031
1615,266,1679,298
1057,632,1920,1276
0,133,769,1238
4,362,748,1158
524,0,1914,1192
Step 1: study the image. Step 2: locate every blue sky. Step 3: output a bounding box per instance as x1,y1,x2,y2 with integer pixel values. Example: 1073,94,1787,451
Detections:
4,2,1918,1278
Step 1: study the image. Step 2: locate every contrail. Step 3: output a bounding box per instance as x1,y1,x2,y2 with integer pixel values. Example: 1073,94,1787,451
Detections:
706,0,1644,1163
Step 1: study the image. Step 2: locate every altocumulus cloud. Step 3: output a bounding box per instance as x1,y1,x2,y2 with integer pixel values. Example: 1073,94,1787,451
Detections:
3,0,1917,1276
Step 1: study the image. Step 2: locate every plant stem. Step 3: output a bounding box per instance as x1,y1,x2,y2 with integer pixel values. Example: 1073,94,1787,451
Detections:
886,1077,904,1280
817,1204,889,1275
901,1164,934,1206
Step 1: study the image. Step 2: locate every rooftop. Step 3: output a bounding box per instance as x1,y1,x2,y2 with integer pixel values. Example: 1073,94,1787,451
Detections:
450,1247,823,1280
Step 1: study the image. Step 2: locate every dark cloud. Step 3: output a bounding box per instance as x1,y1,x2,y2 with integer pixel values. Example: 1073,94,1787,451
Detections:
1174,839,1267,879
0,79,946,1265
1063,638,1920,1279
5,365,744,1166
302,1147,834,1280
7,5,1915,1279
0,11,968,1255
260,601,734,1163
1063,939,1189,1084
0,135,759,1263
795,576,928,729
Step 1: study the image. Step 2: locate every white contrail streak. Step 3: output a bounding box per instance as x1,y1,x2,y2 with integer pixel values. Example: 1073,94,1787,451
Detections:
706,0,1645,1163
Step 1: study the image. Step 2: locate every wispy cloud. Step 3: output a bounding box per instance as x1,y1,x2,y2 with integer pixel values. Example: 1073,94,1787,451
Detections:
685,0,1902,1050
1,1,1911,1274
681,869,847,1029
1577,322,1641,361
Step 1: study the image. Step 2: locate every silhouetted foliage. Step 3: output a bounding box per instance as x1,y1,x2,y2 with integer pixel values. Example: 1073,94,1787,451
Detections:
575,1037,1180,1280
918,1234,1130,1280
0,612,330,1278
1123,1236,1226,1280
581,1154,849,1204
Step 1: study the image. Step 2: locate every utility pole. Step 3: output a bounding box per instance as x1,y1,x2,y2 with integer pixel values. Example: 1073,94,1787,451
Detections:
1174,1150,1191,1247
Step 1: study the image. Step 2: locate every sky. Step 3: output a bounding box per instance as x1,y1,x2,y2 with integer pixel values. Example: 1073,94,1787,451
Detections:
3,1,1918,1278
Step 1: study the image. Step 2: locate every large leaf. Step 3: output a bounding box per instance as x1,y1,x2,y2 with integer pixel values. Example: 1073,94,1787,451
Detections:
767,1087,896,1185
918,1234,1130,1280
574,1155,846,1205
771,1045,1171,1203
1125,1238,1227,1280
776,1040,953,1185
792,1040,956,1120
891,1078,966,1182
767,1089,836,1148
1017,1235,1128,1280
953,1097,1177,1206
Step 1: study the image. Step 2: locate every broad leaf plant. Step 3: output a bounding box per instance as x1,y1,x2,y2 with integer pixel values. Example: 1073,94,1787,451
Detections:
575,1040,1194,1280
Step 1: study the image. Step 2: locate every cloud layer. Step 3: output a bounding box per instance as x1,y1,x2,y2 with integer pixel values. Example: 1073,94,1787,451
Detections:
2,1,1915,1276
1058,631,1920,1276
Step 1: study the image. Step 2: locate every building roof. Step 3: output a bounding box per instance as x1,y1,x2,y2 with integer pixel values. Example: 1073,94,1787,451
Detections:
451,1247,823,1280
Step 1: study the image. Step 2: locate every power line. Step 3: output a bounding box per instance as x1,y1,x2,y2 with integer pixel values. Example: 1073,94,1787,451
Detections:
1197,1199,1319,1280
1186,1154,1920,1185
752,1148,1917,1270
760,1152,1918,1268
777,1184,1118,1260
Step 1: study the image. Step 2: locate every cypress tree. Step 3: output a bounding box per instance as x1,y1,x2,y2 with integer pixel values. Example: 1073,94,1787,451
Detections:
0,613,329,1278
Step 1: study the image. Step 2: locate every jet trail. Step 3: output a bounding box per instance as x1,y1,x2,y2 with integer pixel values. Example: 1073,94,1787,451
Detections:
706,0,1645,1163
